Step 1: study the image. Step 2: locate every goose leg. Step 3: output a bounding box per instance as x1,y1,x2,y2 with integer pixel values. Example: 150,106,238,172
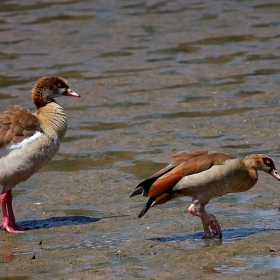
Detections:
199,205,222,237
188,203,222,239
0,190,24,233
6,190,24,230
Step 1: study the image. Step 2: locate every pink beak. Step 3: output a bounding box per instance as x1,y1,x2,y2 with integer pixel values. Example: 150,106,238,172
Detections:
64,88,80,98
270,169,280,181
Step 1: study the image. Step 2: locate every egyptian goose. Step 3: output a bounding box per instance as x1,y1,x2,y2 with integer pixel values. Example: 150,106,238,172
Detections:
0,76,80,233
130,151,280,238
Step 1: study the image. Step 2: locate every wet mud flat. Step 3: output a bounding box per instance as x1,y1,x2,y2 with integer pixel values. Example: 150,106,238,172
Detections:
1,0,280,279
1,166,280,279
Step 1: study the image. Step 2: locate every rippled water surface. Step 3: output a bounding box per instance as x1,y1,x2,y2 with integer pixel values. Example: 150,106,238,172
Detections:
1,0,280,279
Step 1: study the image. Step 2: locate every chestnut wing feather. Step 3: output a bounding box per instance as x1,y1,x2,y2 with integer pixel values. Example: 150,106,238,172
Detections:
0,106,41,148
145,151,209,181
145,152,234,197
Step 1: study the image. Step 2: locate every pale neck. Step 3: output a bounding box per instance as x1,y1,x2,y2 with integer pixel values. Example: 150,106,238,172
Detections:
36,101,67,139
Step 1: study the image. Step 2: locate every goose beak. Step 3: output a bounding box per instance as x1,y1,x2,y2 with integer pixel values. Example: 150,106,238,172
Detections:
270,169,280,181
64,88,80,97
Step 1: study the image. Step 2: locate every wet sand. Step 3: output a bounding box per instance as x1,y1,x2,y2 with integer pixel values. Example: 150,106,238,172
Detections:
1,0,280,279
1,169,280,279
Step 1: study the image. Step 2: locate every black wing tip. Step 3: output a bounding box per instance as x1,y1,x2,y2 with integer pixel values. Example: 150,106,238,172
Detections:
138,206,149,218
130,186,144,198
137,196,157,218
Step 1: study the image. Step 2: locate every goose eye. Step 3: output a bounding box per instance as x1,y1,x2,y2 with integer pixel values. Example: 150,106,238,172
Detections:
264,158,272,166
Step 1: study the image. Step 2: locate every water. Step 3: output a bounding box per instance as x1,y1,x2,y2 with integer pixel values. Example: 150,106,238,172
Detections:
1,0,280,279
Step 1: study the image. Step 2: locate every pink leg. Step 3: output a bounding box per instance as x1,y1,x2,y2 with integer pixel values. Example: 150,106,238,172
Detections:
6,190,24,230
188,203,222,239
0,190,24,233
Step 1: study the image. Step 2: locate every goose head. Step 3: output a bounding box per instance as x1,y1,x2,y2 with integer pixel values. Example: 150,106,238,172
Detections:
32,76,80,107
245,154,280,180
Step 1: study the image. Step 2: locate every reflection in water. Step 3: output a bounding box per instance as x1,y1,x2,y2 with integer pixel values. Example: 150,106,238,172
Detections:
215,255,280,274
202,265,221,274
2,252,16,263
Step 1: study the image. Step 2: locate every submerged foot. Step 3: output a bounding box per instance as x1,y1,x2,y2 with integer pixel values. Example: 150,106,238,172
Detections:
207,214,222,238
188,204,222,239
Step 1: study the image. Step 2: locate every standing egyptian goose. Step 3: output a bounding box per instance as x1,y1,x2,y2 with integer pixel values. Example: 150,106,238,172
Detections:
130,150,280,238
0,76,80,233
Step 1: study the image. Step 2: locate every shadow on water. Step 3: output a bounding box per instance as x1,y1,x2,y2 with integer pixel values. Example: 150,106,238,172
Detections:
1,215,128,231
149,228,280,242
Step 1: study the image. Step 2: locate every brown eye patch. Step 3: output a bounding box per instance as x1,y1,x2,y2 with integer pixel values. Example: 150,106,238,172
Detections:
55,81,66,88
263,157,273,167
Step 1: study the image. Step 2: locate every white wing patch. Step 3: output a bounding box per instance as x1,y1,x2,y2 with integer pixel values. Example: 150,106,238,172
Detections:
0,131,43,157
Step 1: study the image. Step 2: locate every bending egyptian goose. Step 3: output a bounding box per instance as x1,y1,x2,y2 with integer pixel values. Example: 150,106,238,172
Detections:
0,76,80,233
130,150,280,238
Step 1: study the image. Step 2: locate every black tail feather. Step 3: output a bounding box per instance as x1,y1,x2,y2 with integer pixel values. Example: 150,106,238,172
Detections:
130,186,144,197
138,196,157,218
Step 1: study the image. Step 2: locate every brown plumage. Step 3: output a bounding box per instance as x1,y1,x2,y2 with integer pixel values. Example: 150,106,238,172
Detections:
0,76,80,233
130,150,280,238
0,106,41,147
